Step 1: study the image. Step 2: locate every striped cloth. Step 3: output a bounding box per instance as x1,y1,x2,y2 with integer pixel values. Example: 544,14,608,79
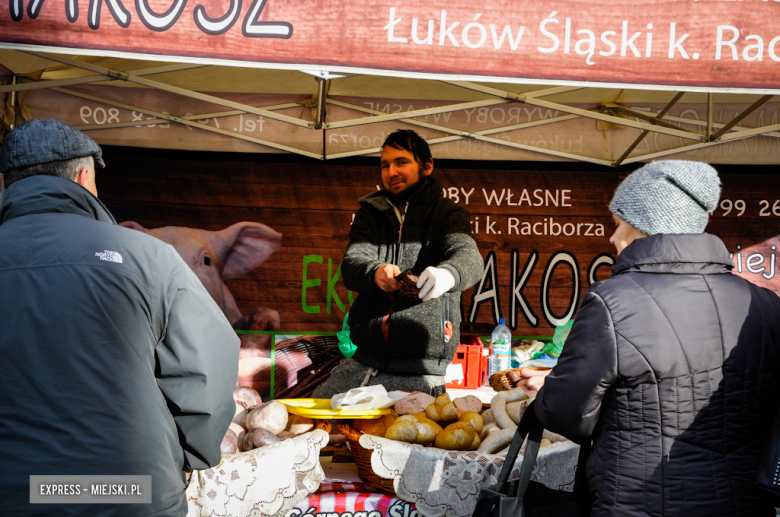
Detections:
291,481,416,517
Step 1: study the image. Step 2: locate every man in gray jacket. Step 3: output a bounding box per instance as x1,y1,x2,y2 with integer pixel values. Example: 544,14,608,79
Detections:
313,130,483,397
0,119,239,516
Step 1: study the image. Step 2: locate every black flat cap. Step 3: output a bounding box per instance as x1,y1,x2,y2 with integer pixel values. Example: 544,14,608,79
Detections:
1,118,105,173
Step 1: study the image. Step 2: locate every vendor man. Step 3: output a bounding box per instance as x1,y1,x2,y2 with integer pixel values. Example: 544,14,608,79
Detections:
0,119,239,516
313,129,483,397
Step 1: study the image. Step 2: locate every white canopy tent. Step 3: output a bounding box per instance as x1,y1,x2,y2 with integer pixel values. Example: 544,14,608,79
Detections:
2,0,780,165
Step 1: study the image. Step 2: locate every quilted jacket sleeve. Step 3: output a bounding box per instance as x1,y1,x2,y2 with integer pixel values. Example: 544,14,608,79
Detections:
534,288,618,443
156,245,240,470
437,208,483,292
342,208,385,294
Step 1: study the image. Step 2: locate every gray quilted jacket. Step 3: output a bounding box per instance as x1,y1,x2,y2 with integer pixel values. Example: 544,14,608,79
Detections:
342,176,483,376
535,233,780,517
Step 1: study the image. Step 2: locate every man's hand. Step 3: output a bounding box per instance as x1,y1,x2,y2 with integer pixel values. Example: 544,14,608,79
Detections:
416,266,455,302
517,367,552,397
375,264,402,292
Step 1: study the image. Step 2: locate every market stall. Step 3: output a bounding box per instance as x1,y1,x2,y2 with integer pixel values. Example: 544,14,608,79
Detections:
189,380,571,517
3,1,780,515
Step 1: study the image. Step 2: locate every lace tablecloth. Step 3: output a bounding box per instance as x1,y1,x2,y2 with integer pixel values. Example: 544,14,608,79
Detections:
186,429,329,517
359,433,579,517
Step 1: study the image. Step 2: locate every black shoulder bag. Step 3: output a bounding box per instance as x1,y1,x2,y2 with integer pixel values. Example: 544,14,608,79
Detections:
472,400,590,517
756,408,780,506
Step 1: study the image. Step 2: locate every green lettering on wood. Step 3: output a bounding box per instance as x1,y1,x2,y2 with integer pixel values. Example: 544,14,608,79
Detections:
327,258,345,314
302,254,323,314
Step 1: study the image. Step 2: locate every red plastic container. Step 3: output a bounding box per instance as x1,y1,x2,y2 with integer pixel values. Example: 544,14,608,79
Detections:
446,343,484,389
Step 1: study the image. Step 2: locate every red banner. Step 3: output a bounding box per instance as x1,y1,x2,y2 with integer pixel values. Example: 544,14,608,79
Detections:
2,0,780,91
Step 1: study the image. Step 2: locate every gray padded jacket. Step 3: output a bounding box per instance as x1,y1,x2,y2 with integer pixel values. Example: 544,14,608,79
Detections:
342,176,483,376
0,175,239,516
535,233,780,517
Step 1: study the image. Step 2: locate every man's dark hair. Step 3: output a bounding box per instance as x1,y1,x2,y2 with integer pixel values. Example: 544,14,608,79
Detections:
3,156,93,189
381,130,433,170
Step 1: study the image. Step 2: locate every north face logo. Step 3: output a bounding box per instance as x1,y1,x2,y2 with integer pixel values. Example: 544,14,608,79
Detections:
96,250,123,264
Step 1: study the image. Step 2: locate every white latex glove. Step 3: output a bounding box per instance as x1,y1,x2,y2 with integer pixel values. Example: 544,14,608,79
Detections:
416,266,455,302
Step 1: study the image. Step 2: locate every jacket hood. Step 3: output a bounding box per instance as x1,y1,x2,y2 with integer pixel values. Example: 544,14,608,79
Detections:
612,233,733,276
0,175,116,226
359,176,443,211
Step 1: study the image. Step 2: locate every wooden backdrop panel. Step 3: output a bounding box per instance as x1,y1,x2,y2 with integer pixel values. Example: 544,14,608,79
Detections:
98,148,780,336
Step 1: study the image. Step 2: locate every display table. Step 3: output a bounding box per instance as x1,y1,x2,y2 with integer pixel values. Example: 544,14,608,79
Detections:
359,434,579,517
185,430,329,517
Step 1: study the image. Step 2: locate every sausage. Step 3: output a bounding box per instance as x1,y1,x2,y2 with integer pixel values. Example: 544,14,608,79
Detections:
479,422,499,441
476,427,517,454
491,388,528,429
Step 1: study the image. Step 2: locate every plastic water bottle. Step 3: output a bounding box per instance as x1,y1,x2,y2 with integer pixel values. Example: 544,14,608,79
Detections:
489,318,512,375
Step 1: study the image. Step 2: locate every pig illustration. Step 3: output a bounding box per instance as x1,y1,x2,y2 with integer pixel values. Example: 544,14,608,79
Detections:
120,221,282,394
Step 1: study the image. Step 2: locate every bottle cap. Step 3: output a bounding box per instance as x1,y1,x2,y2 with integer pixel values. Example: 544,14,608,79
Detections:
498,318,506,324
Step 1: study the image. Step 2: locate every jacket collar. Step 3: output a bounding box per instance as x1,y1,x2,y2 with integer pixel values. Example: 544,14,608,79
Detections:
359,176,443,214
612,233,733,276
0,175,117,226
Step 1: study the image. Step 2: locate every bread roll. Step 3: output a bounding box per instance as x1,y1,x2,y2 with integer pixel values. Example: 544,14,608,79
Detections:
425,393,458,422
354,413,397,437
435,424,476,450
385,420,418,443
459,411,484,434
413,421,437,445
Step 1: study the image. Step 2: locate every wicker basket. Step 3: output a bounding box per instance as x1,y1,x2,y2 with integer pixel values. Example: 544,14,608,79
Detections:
314,419,332,434
336,424,396,493
273,335,341,398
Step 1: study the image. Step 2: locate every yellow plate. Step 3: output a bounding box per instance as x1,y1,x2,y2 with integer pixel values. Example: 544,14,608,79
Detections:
276,398,390,419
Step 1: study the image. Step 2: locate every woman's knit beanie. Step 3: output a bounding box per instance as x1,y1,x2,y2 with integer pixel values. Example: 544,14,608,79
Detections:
609,160,721,235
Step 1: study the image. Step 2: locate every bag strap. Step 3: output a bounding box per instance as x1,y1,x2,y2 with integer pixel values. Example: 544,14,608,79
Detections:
496,400,544,497
574,436,591,512
495,400,591,506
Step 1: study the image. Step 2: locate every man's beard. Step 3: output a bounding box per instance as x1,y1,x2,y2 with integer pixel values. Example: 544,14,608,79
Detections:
388,175,428,205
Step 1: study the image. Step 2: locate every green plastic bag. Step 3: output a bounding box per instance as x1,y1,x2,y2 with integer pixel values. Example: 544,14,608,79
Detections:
337,312,357,359
532,319,574,359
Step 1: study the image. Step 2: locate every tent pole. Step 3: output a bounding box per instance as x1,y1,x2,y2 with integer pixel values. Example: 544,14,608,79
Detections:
443,80,706,142
0,64,205,93
707,93,714,139
326,99,611,164
710,95,773,141
9,75,17,129
623,131,757,164
613,92,685,166
328,99,577,139
50,86,322,159
23,51,313,129
602,100,696,134
314,78,328,130
714,120,780,141
325,98,509,129
657,113,780,139
72,103,302,131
